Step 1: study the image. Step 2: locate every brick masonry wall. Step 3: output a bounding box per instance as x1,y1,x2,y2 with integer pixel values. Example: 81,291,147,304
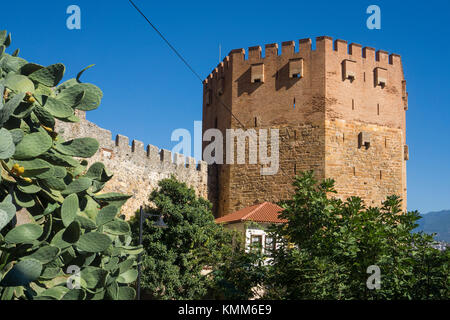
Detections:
203,36,408,217
325,119,404,207
56,111,208,219
204,38,328,217
224,123,325,216
323,37,407,209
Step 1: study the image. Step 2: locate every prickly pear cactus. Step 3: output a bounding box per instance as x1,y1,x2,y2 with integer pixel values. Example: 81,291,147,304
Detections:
0,30,142,300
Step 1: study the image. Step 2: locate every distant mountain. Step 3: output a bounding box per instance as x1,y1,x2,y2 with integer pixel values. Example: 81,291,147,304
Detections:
415,210,450,243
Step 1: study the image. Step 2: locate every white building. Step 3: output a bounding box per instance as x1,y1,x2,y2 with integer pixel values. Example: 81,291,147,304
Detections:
215,202,287,255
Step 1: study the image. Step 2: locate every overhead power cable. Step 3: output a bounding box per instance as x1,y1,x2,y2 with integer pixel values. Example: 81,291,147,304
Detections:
128,0,246,129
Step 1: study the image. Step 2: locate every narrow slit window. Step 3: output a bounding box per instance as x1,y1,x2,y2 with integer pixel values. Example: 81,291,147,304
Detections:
352,99,355,110
206,89,212,106
377,103,380,115
217,77,224,96
293,97,296,109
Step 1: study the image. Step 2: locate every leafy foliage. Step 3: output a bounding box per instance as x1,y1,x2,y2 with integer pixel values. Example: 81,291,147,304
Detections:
264,171,449,300
209,239,267,300
0,30,141,300
130,177,243,300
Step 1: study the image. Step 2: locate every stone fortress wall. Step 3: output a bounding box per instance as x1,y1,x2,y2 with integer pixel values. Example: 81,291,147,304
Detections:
56,111,208,219
55,35,408,220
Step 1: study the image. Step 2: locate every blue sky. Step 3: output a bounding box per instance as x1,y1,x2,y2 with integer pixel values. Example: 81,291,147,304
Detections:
2,0,449,213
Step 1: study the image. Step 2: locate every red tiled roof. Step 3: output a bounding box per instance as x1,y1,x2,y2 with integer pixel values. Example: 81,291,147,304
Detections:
215,202,287,224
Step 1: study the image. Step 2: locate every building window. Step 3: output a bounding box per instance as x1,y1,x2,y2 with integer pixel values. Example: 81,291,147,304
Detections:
265,236,276,255
217,77,224,96
250,235,263,253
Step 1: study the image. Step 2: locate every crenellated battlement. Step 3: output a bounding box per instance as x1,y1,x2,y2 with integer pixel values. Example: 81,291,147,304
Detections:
204,56,230,85
203,36,403,87
55,111,207,218
56,114,207,173
111,132,207,172
203,35,406,130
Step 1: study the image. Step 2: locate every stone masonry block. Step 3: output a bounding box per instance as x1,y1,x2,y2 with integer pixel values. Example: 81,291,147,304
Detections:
197,160,208,172
160,149,172,163
115,134,130,150
132,140,144,152
186,157,196,168
147,144,159,161
174,153,185,166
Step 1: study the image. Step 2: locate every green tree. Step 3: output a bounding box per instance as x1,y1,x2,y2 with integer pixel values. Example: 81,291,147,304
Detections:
264,171,449,300
130,177,236,299
209,238,267,300
0,29,141,300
